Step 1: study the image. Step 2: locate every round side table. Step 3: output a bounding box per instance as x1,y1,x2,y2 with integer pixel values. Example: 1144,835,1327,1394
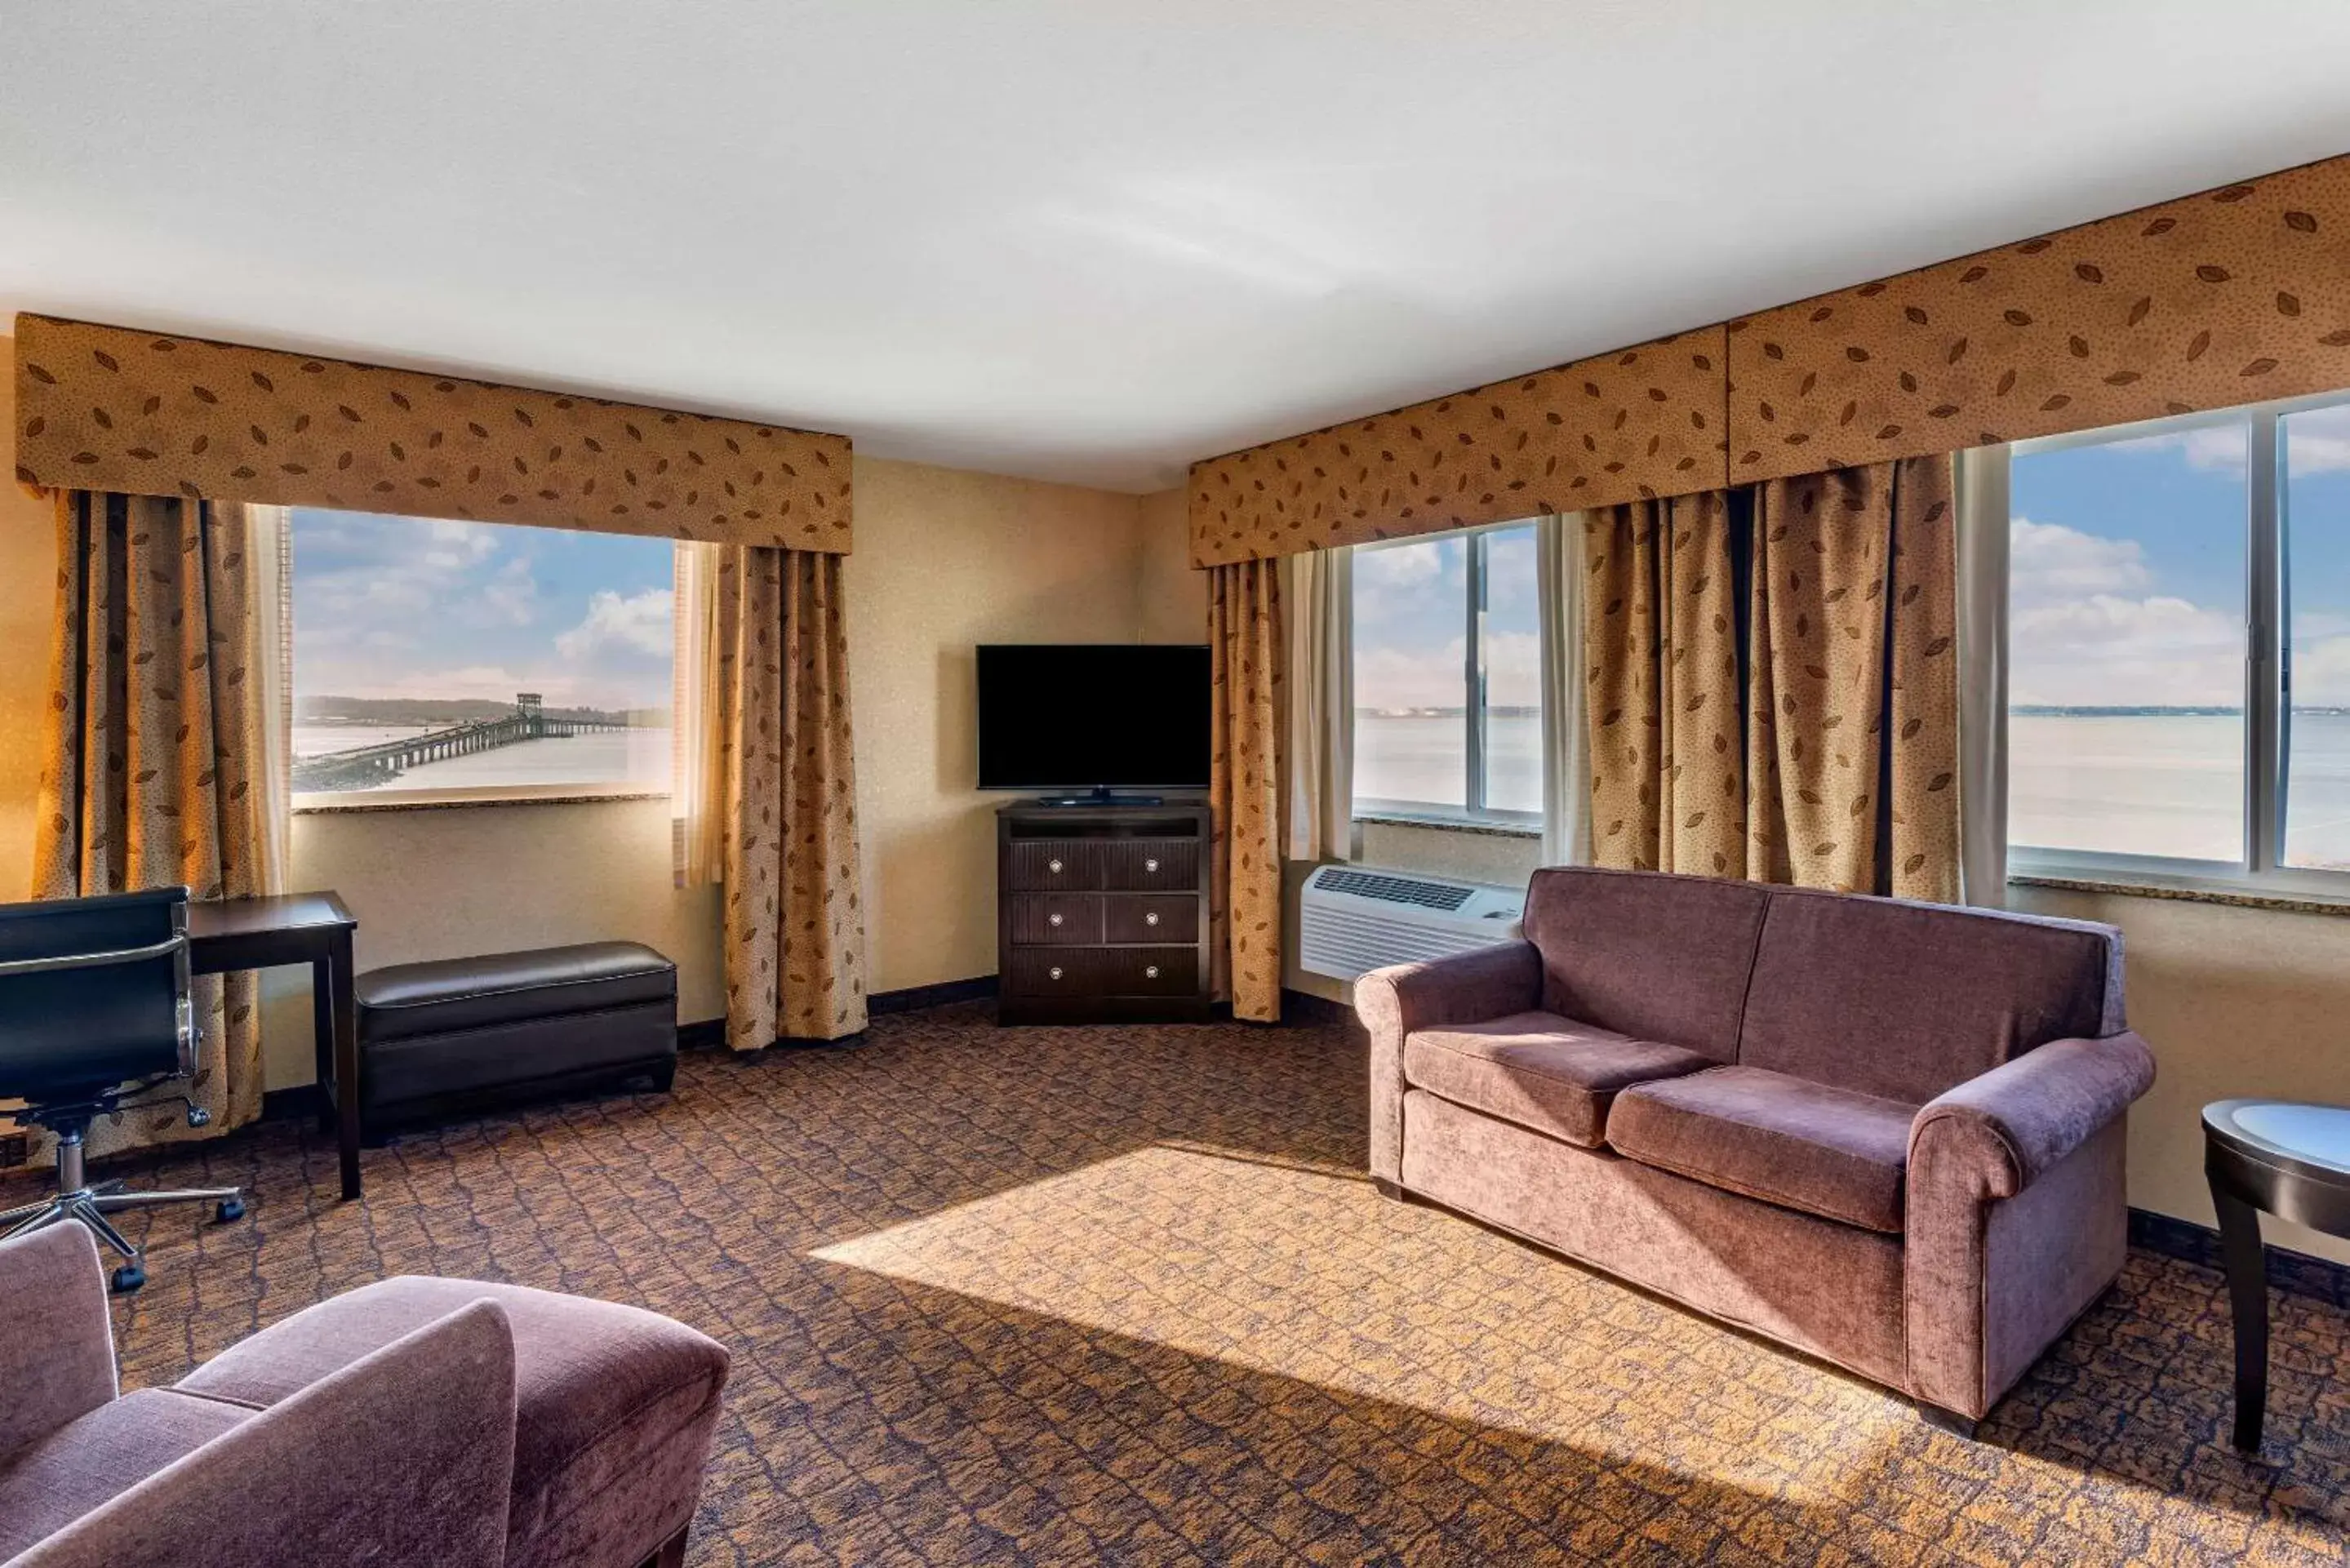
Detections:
2202,1099,2350,1452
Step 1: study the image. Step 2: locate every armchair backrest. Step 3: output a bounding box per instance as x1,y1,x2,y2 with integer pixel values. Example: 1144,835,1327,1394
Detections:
0,1224,118,1459
1521,867,2126,1104
14,1299,519,1568
0,887,193,1103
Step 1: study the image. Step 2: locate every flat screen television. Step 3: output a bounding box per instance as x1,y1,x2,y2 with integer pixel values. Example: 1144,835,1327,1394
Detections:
976,644,1212,798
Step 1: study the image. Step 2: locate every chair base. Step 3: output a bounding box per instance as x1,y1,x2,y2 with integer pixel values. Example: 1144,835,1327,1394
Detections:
639,1525,689,1568
0,1120,246,1292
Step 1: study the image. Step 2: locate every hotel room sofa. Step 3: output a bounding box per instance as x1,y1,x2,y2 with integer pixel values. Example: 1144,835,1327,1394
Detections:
0,1223,730,1568
1357,866,2157,1429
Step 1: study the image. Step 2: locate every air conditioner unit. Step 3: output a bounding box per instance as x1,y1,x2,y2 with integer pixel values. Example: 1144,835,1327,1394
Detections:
1299,864,1526,982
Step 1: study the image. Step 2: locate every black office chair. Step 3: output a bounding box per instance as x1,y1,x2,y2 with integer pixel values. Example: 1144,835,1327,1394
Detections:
0,886,247,1291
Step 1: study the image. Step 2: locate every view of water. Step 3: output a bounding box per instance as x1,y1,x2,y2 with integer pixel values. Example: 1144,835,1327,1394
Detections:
293,724,672,793
1355,709,2350,869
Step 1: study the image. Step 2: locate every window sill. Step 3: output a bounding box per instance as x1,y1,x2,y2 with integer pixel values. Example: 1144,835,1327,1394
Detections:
1353,810,1541,840
2010,872,2350,919
295,784,671,815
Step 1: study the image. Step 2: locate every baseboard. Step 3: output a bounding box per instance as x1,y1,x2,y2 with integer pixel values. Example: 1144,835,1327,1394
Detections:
677,1018,726,1052
869,975,998,1015
1280,987,1357,1027
2129,1206,2350,1306
260,1085,322,1124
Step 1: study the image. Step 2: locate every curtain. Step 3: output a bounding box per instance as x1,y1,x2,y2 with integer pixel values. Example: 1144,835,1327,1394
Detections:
1584,490,1749,877
1279,548,1353,864
1954,447,2012,908
1581,456,1961,899
33,491,286,1157
1747,456,1958,899
1536,511,1592,868
1210,559,1283,1023
715,546,870,1046
672,540,728,888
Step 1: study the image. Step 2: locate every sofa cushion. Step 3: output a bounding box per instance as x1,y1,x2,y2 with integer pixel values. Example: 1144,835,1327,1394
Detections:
176,1277,730,1568
1608,1066,1917,1233
0,1389,250,1560
1737,889,2124,1104
1404,1011,1718,1148
1520,868,1771,1062
357,942,676,1044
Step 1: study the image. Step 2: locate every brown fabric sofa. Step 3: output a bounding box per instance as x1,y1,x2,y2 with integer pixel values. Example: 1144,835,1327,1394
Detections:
1357,866,2156,1429
0,1223,730,1568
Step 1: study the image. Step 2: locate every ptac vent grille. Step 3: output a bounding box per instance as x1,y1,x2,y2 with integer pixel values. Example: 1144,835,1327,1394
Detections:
1314,868,1474,912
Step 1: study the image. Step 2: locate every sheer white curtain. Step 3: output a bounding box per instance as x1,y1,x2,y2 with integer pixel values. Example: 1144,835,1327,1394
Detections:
1955,448,2010,908
673,540,728,887
247,504,293,895
1281,547,1355,863
1536,511,1592,868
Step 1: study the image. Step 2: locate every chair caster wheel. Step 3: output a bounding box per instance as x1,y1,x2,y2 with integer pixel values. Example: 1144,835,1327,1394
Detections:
215,1197,246,1223
110,1264,146,1294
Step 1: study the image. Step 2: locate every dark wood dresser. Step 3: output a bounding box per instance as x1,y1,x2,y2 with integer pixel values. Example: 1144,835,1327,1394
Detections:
996,801,1213,1024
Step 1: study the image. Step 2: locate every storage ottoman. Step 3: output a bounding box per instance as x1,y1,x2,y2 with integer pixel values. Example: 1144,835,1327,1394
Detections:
354,941,677,1138
175,1275,731,1568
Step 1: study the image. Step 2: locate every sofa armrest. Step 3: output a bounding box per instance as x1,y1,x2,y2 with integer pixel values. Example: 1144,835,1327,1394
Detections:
1909,1032,2157,1201
16,1299,518,1568
0,1223,119,1459
1356,939,1543,1184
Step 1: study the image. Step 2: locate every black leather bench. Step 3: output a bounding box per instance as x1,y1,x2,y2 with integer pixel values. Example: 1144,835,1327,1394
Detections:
353,942,677,1139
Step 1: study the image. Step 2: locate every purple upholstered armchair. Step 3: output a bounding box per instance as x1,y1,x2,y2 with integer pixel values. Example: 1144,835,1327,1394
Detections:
0,1223,730,1568
1359,866,2157,1431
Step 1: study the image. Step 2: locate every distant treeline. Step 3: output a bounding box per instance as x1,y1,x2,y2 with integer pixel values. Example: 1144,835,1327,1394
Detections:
298,695,671,726
2013,705,2350,717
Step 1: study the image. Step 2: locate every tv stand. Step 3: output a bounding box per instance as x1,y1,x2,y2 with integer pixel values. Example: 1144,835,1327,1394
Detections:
996,800,1211,1025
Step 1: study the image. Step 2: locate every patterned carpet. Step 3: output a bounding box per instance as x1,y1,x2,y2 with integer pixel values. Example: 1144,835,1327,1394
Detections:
7,1002,2349,1566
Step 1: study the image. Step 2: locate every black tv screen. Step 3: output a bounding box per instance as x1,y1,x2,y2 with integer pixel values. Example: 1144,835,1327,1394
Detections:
977,644,1212,792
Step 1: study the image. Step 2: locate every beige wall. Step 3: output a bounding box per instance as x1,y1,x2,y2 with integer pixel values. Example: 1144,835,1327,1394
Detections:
846,458,1154,993
0,344,56,901
1136,488,1204,643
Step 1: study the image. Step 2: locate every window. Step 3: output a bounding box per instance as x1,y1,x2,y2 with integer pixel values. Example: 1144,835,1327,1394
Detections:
291,509,673,804
2004,390,2350,892
1352,521,1541,827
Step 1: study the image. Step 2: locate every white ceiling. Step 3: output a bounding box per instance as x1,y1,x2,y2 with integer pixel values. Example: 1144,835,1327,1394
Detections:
7,2,2350,493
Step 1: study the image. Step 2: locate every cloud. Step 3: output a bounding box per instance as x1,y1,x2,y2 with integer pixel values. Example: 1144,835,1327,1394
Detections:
2009,517,2152,602
2105,421,2250,475
1354,629,1544,712
555,588,673,661
2286,403,2350,476
2010,593,2241,708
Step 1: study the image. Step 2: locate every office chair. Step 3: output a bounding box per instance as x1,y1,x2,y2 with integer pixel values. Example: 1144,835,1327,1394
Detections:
0,886,247,1292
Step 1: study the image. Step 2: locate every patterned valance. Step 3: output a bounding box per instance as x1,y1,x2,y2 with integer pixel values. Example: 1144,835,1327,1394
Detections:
1726,158,2350,480
1188,331,1726,568
12,313,853,553
1192,152,2350,564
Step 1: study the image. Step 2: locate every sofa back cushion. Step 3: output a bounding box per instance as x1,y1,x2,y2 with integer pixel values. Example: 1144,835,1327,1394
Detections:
1521,868,1771,1061
1736,889,2125,1104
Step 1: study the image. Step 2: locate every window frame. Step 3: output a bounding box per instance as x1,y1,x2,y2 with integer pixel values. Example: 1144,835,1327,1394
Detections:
1350,519,1543,833
2001,387,2350,901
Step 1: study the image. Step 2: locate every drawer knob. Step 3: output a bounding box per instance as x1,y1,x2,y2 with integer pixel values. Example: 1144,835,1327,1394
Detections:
1144,912,1160,926
1049,966,1064,980
1144,965,1161,979
1047,858,1064,874
1048,913,1064,927
1144,858,1159,872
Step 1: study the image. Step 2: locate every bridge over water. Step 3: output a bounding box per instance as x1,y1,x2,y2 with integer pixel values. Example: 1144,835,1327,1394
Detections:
293,697,638,793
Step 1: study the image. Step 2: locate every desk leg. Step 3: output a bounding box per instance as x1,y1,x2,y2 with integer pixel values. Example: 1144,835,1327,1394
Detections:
328,929,362,1202
2212,1184,2268,1452
310,957,336,1135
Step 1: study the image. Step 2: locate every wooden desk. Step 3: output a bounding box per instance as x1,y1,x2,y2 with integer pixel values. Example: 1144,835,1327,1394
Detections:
189,892,361,1201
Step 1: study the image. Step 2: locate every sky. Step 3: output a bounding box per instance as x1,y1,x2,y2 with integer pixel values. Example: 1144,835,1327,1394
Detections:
1353,525,1541,713
2011,402,2350,708
291,509,674,711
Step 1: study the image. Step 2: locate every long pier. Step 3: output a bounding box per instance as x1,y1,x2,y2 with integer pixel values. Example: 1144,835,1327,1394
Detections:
293,705,636,793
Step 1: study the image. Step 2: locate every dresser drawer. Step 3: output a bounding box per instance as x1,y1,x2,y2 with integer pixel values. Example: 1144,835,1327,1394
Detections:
1103,895,1197,944
1099,948,1198,996
1003,948,1104,995
1006,840,1100,891
1008,895,1102,946
1100,839,1197,891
